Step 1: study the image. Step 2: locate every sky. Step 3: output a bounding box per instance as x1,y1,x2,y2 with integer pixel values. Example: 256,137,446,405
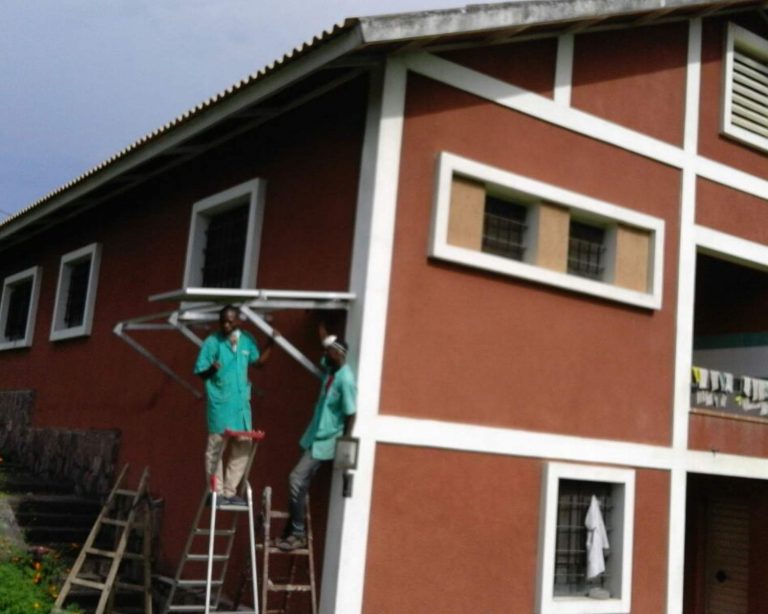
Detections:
1,0,472,220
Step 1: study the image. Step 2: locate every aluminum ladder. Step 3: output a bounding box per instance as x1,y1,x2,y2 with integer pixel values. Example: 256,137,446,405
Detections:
163,430,264,614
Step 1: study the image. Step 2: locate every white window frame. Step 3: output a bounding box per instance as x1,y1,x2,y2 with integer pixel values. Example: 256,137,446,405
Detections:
429,152,665,309
50,243,102,341
0,266,43,351
721,23,768,153
537,463,635,614
182,178,266,290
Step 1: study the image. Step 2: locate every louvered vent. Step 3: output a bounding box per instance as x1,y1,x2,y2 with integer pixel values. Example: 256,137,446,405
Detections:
731,45,768,139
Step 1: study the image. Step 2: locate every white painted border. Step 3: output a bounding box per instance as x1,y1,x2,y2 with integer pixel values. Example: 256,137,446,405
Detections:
430,151,665,309
50,243,102,341
554,34,575,106
182,178,265,290
537,463,635,614
324,58,408,614
721,22,768,153
0,265,43,350
695,224,768,269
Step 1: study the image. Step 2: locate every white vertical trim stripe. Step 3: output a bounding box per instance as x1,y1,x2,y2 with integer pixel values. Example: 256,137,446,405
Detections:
554,34,575,106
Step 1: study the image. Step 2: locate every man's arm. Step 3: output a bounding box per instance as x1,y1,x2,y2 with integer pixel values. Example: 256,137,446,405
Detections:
194,337,219,380
252,331,277,368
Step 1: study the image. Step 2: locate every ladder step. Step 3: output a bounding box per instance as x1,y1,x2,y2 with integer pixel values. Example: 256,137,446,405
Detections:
85,547,117,558
167,606,208,612
194,528,236,536
102,518,129,526
123,552,146,561
269,511,289,519
268,581,313,592
115,489,139,496
70,577,107,590
186,553,229,561
115,580,145,592
268,546,310,555
177,579,224,587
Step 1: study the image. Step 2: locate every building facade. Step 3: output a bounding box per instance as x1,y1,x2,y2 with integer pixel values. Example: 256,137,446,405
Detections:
1,1,768,612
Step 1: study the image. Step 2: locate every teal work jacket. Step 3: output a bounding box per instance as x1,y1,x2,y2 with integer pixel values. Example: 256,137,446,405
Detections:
300,361,357,460
194,330,260,434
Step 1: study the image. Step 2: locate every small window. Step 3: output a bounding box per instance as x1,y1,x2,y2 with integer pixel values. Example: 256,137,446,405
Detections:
722,23,768,152
482,196,528,261
0,266,42,350
430,152,665,310
50,243,102,341
537,463,635,614
568,220,606,280
183,179,265,290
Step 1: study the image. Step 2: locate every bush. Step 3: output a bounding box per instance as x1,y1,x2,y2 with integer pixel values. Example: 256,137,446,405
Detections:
0,541,81,613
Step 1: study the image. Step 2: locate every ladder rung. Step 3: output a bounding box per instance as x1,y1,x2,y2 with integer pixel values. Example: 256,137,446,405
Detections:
102,518,129,526
177,579,224,587
85,547,117,558
268,546,309,555
123,552,145,560
186,553,229,561
167,606,208,612
268,581,313,592
115,489,139,496
70,577,107,590
194,528,236,536
269,511,289,519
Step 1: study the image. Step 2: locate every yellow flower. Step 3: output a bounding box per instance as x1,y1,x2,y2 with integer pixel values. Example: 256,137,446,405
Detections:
33,603,40,609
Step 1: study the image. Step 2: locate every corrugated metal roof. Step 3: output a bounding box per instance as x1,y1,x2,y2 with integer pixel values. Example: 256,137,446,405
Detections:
1,0,761,238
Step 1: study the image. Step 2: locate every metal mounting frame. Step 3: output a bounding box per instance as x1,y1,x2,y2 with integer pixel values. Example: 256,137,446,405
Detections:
113,287,355,397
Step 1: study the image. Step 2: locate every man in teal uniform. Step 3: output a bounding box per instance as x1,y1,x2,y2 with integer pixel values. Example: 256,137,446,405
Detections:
194,305,273,505
278,331,356,551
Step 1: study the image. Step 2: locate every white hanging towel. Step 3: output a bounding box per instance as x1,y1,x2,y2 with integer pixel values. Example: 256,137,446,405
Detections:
585,495,610,580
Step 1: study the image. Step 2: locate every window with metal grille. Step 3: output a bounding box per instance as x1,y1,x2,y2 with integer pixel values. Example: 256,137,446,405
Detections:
482,196,527,261
554,480,613,597
200,203,248,288
568,220,606,280
63,259,91,329
4,279,33,341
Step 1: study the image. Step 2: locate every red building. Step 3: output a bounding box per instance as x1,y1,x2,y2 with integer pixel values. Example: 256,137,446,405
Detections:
2,1,768,612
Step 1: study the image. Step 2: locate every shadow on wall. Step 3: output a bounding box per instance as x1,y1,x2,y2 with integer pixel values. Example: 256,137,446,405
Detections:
0,390,120,497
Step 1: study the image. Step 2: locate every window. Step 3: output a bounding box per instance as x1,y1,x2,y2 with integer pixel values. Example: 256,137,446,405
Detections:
183,179,265,290
0,266,42,350
722,23,768,152
430,152,665,309
482,195,528,261
537,463,635,614
50,243,102,341
568,220,606,280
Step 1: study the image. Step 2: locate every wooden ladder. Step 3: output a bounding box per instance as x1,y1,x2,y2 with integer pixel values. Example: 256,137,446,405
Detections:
260,486,317,614
54,464,153,613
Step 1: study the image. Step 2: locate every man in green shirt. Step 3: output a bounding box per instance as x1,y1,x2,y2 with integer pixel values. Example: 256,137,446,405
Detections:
194,305,273,505
278,331,356,551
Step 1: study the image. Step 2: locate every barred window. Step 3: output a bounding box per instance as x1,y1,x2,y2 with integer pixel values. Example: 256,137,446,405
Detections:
183,179,265,291
554,480,612,597
4,278,33,341
482,196,527,261
51,244,101,341
63,259,91,329
201,204,249,288
568,220,606,280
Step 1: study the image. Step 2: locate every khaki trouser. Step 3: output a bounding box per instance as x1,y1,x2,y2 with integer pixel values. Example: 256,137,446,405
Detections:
205,434,252,497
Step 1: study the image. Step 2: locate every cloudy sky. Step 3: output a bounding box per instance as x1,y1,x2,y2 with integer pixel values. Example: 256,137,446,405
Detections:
1,0,471,219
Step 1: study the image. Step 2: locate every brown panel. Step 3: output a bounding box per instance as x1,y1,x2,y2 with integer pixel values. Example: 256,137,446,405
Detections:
705,498,749,614
689,412,768,457
614,225,651,292
698,15,768,180
439,38,557,98
383,74,680,446
696,178,768,246
571,23,688,145
536,202,569,272
447,176,485,250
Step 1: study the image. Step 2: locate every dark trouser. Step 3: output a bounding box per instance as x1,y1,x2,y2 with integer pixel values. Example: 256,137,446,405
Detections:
287,450,323,537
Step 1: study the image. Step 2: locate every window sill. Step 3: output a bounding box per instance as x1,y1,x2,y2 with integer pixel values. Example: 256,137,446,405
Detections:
544,595,629,614
0,340,32,351
50,326,91,342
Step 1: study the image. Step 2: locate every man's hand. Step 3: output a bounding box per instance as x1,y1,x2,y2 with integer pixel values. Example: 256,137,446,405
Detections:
198,361,220,380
